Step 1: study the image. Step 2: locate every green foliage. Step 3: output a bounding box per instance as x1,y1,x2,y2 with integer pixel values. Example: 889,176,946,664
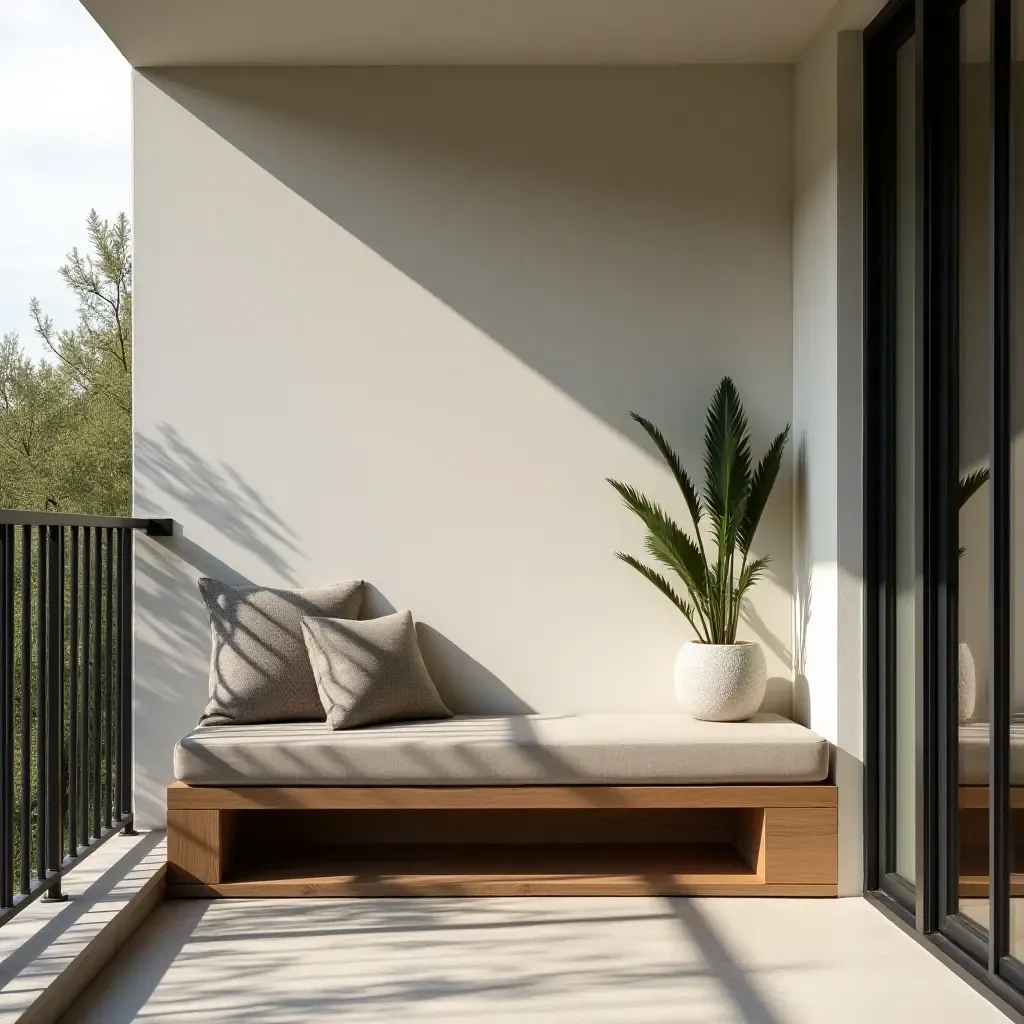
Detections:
958,467,990,559
1,210,131,515
1,212,131,897
959,468,989,510
609,377,790,645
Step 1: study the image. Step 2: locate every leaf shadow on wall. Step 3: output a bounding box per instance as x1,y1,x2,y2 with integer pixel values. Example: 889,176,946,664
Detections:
132,427,533,815
133,424,305,819
136,423,301,587
138,66,798,709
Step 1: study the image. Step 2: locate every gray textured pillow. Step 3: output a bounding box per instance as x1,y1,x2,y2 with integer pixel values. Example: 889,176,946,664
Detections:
300,611,452,730
199,578,364,726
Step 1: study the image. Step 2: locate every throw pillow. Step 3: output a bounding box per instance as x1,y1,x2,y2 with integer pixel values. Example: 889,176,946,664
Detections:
199,578,364,725
300,610,452,730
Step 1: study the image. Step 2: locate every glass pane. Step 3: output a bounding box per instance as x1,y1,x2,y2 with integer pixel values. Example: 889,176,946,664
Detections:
957,0,992,937
894,32,918,885
1011,0,1024,962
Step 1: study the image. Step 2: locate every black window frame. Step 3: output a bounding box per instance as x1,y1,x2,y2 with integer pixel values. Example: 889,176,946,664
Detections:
863,0,1020,1013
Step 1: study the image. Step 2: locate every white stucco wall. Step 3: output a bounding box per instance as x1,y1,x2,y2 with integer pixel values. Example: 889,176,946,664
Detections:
132,66,796,826
792,14,876,895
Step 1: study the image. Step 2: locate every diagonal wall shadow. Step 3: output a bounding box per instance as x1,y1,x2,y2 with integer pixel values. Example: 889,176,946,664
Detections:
141,65,794,464
136,64,798,706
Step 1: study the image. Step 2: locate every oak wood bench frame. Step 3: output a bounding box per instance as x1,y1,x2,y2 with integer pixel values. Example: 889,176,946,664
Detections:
167,781,838,897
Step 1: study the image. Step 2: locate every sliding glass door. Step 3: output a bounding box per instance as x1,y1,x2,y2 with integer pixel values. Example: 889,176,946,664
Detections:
864,0,1024,1008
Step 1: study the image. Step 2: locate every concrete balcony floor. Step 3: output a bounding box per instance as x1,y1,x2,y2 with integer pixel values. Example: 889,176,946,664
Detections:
60,894,1004,1023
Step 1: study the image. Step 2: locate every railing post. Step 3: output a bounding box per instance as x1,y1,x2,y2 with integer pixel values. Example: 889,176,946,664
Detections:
91,528,101,841
35,526,46,884
0,525,13,909
19,527,30,896
80,529,90,852
104,528,113,831
122,528,135,832
68,528,78,859
115,528,134,833
42,527,66,903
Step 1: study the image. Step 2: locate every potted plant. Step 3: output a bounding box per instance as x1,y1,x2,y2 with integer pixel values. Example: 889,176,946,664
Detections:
958,467,989,723
608,377,789,721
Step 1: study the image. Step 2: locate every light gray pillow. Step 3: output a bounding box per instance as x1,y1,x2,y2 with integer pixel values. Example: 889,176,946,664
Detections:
199,578,364,726
300,611,452,730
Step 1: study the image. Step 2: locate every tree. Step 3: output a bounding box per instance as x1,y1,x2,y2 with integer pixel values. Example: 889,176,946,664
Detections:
0,210,132,515
0,212,132,891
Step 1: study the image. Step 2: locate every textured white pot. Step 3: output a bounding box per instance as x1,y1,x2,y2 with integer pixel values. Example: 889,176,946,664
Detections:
958,641,976,724
673,641,767,722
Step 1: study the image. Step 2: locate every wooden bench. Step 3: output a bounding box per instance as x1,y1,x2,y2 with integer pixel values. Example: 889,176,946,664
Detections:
166,781,838,897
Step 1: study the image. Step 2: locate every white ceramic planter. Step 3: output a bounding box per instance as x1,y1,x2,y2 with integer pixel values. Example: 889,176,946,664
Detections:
673,641,767,722
958,641,976,724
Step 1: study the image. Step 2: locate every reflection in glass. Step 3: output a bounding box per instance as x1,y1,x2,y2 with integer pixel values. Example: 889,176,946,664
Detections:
1010,0,1024,963
894,34,918,885
957,0,992,937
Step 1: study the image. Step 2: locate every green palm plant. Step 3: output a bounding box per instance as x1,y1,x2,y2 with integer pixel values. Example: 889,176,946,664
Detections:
608,377,789,645
958,467,990,558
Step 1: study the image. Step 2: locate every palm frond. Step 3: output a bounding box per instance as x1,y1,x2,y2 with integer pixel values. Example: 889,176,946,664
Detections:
739,425,789,554
615,553,707,641
612,377,786,645
630,412,705,538
608,479,706,591
727,555,772,642
702,377,751,558
959,467,989,509
736,555,771,596
643,532,712,635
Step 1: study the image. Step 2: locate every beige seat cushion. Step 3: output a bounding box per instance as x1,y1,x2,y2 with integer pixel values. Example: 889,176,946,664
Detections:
959,719,1024,785
174,712,830,786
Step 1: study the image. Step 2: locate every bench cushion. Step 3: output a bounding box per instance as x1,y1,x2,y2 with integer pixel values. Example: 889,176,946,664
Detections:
959,719,1024,785
173,712,830,787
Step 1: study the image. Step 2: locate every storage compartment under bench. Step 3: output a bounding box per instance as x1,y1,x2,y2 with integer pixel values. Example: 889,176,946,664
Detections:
166,785,838,897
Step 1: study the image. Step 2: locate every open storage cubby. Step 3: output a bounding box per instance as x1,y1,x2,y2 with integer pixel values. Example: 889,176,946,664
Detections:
166,784,838,897
958,787,1024,898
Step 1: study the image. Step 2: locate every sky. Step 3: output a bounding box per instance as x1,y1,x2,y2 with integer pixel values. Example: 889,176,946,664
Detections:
0,0,131,362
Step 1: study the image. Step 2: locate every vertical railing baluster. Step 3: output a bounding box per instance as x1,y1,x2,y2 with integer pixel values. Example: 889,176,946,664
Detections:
51,527,61,868
91,528,101,840
42,528,64,901
19,527,30,895
114,530,123,823
35,526,46,882
5,526,13,906
68,529,78,859
120,529,134,829
104,528,113,831
0,515,155,924
59,530,66,860
80,529,90,852
0,525,12,908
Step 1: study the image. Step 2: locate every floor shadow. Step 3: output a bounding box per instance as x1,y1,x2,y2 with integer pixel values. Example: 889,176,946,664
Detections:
0,831,165,989
62,896,812,1023
665,898,786,1024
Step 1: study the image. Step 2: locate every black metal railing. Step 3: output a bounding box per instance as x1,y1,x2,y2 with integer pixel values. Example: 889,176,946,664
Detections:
0,512,171,924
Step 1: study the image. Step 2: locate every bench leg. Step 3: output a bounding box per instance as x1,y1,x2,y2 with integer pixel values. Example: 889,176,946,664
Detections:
167,809,234,885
